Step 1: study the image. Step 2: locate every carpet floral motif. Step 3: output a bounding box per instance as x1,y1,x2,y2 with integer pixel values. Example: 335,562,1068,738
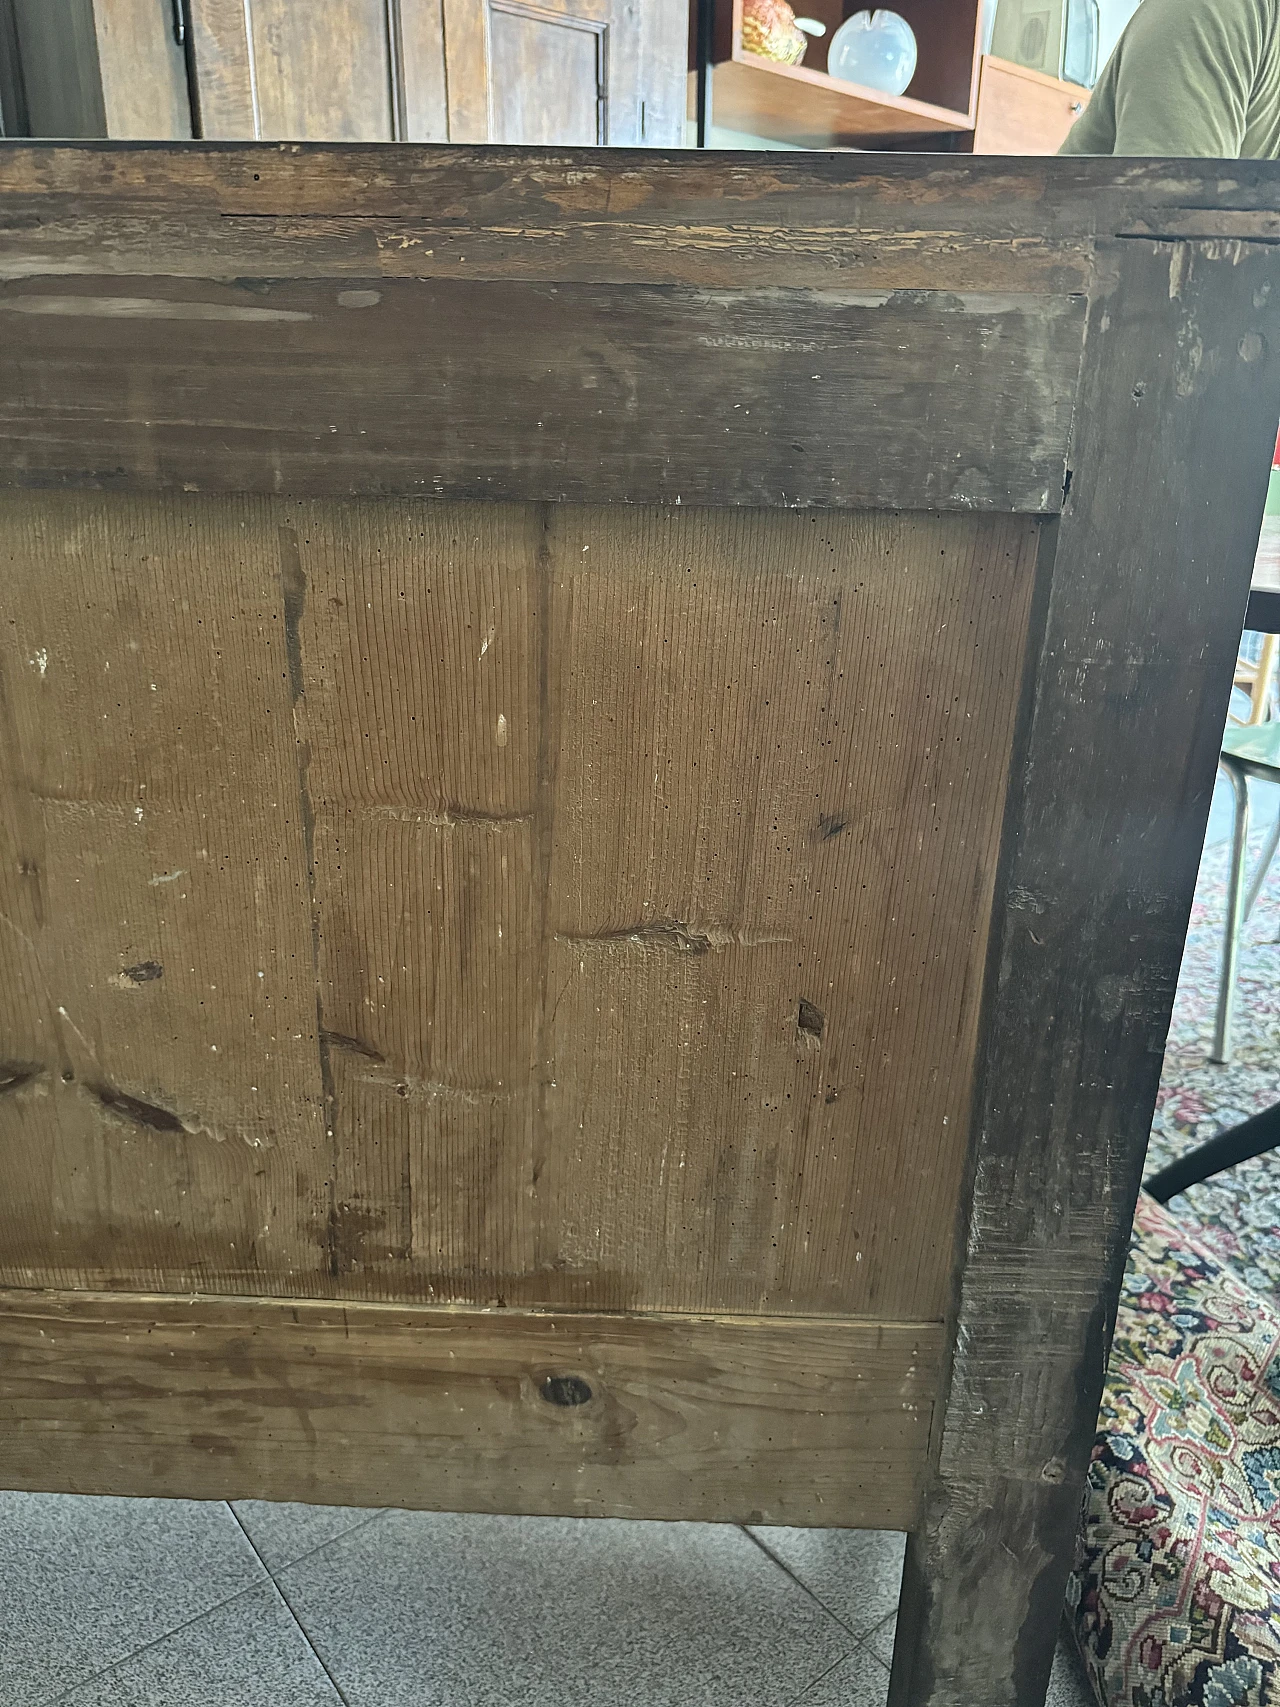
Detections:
1068,759,1280,1705
1071,1194,1280,1707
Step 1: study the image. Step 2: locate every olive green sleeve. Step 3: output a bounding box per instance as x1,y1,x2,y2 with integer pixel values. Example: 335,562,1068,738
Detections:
1060,0,1267,156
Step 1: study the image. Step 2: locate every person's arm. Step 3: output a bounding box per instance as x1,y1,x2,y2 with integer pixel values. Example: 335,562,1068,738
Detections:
1061,0,1267,156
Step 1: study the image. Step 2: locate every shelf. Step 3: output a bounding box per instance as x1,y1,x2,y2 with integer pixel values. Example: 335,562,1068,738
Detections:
711,51,974,147
708,0,981,149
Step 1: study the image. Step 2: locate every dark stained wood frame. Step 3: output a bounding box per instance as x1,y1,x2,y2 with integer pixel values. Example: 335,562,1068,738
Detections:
2,145,1280,1707
893,236,1280,1704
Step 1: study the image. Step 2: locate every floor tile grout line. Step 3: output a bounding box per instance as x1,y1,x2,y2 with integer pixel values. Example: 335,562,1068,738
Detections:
228,1504,355,1707
29,1501,884,1707
865,1638,893,1676
866,1609,897,1659
41,1578,269,1707
231,1503,390,1578
778,1649,859,1707
739,1526,875,1644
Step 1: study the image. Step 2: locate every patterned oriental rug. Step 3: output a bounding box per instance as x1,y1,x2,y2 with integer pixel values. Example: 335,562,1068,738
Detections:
1072,1195,1280,1706
1069,808,1280,1705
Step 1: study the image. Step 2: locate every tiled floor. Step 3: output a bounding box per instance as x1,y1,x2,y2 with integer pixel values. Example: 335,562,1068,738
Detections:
1,1492,1094,1705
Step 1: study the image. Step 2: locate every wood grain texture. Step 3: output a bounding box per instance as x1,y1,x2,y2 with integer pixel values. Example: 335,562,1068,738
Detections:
280,500,1036,1319
246,0,398,142
9,143,1280,227
4,148,1280,1707
0,493,328,1294
487,1,605,146
889,243,1280,1706
297,503,1036,1317
0,1287,942,1528
9,0,107,137
0,496,1037,1321
633,0,688,145
9,146,1280,304
442,0,685,145
604,0,687,147
440,0,490,140
93,0,192,139
397,0,449,141
0,147,1097,299
188,0,406,141
186,0,260,137
0,271,1085,512
527,506,1036,1317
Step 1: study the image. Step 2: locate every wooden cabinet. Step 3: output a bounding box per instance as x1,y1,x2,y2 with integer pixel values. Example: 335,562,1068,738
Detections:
2,143,1277,1707
443,0,686,144
971,53,1090,154
188,0,447,140
3,0,687,144
1,0,191,139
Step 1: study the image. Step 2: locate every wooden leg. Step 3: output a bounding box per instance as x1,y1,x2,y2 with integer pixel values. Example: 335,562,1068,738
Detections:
885,241,1280,1707
891,1515,1074,1707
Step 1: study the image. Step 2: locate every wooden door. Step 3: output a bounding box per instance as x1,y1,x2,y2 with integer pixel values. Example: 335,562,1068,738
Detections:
3,0,686,145
442,0,686,143
187,0,449,139
1,144,1278,1707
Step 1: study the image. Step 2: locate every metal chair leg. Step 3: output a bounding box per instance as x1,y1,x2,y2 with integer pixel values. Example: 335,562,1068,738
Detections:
1244,803,1280,921
1212,760,1251,1064
1146,1098,1280,1201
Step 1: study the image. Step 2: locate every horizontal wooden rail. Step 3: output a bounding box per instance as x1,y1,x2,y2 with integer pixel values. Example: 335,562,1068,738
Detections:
0,1287,942,1528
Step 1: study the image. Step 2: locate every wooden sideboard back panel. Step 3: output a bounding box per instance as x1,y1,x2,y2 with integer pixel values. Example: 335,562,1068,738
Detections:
4,145,1280,1706
0,494,1037,1321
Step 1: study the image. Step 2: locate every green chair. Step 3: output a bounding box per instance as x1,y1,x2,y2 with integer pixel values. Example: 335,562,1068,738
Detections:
1212,720,1280,1062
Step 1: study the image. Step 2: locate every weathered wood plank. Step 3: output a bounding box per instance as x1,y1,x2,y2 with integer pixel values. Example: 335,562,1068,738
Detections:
0,495,1036,1321
888,241,1280,1707
5,148,1278,320
0,1287,942,1528
0,209,1096,295
530,504,1039,1318
0,274,1085,512
7,144,1280,230
0,492,328,1294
